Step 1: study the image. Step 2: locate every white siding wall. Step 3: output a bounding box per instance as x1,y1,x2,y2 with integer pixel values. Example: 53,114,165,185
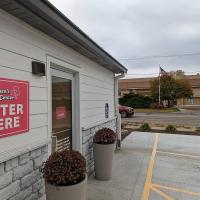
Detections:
0,10,115,159
80,67,115,125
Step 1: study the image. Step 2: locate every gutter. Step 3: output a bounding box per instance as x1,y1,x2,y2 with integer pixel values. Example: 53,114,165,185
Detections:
114,73,125,149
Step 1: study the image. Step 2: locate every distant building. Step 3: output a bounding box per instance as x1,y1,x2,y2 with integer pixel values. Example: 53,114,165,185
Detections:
176,75,200,106
118,77,153,97
119,75,200,106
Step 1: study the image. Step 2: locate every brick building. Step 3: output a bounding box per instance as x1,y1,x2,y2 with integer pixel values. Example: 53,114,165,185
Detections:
119,75,200,106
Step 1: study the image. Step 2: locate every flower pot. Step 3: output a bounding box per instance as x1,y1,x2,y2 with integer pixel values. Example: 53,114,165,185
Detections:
93,143,115,180
45,177,87,200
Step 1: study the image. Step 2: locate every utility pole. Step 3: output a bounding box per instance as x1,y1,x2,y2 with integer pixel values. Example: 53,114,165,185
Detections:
158,65,161,106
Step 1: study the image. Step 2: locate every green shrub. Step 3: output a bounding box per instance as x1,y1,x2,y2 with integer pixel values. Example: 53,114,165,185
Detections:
121,123,127,129
149,102,164,109
165,125,176,133
140,123,151,132
119,93,152,108
195,127,200,133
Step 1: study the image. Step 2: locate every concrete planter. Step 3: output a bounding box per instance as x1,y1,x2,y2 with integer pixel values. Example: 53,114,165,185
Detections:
93,143,115,180
45,177,87,200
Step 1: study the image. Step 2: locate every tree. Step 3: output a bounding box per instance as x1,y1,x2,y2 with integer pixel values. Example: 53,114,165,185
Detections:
150,75,176,106
175,70,185,77
174,79,193,99
170,69,185,77
150,75,193,107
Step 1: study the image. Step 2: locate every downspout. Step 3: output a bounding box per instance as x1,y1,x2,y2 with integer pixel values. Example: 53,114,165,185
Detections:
114,73,125,149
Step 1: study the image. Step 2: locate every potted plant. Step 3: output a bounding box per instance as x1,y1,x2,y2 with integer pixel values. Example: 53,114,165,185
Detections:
93,127,117,180
42,150,87,200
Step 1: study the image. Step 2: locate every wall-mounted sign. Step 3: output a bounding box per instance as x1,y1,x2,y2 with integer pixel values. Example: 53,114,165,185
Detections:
105,103,109,118
0,78,29,138
56,106,67,120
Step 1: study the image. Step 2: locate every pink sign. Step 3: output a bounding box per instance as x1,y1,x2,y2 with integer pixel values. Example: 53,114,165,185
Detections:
0,78,29,138
56,107,67,120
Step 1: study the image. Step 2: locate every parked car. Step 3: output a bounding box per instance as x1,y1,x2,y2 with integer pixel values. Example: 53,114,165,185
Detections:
119,105,134,118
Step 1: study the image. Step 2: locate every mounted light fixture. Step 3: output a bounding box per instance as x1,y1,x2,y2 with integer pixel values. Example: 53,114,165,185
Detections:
32,61,46,76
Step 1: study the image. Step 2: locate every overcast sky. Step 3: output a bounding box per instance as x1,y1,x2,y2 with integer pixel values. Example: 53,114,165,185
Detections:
49,0,200,77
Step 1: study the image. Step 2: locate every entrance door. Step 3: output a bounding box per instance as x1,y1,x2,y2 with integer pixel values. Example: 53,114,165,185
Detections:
51,69,73,152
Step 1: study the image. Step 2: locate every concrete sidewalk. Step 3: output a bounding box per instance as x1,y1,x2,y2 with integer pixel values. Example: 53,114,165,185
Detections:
87,133,154,200
87,132,200,200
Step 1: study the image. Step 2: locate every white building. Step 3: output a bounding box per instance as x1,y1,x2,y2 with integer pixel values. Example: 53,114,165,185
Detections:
0,0,127,199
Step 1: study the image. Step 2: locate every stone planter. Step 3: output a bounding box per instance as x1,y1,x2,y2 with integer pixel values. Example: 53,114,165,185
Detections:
93,143,115,180
45,177,87,200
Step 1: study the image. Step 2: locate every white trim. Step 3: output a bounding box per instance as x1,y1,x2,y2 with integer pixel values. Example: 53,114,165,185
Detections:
0,138,51,163
82,116,117,131
114,73,125,147
46,56,52,156
73,72,81,152
51,68,73,79
47,55,81,72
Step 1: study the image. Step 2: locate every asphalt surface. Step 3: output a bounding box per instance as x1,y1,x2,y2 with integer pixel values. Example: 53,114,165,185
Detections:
122,110,200,126
87,132,200,200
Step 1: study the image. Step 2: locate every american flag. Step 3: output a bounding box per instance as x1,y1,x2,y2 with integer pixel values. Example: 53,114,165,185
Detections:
159,67,168,76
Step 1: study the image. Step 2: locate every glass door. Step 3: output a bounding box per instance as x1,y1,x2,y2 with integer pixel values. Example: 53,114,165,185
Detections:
51,69,73,152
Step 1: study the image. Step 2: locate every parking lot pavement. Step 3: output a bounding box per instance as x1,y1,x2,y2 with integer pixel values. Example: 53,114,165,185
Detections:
150,134,200,200
87,132,200,200
122,112,200,126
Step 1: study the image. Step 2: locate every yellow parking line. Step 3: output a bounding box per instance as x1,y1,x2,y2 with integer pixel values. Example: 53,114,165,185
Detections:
157,150,200,159
140,133,200,200
151,186,174,200
141,133,160,200
153,184,200,197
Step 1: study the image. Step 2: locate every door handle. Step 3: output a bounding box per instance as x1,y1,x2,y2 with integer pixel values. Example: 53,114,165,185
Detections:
52,135,57,151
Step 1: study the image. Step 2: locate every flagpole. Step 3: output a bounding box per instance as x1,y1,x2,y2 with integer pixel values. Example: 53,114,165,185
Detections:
159,65,161,106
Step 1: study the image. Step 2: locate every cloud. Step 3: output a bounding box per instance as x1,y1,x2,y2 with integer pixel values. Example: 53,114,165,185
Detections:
49,0,200,77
